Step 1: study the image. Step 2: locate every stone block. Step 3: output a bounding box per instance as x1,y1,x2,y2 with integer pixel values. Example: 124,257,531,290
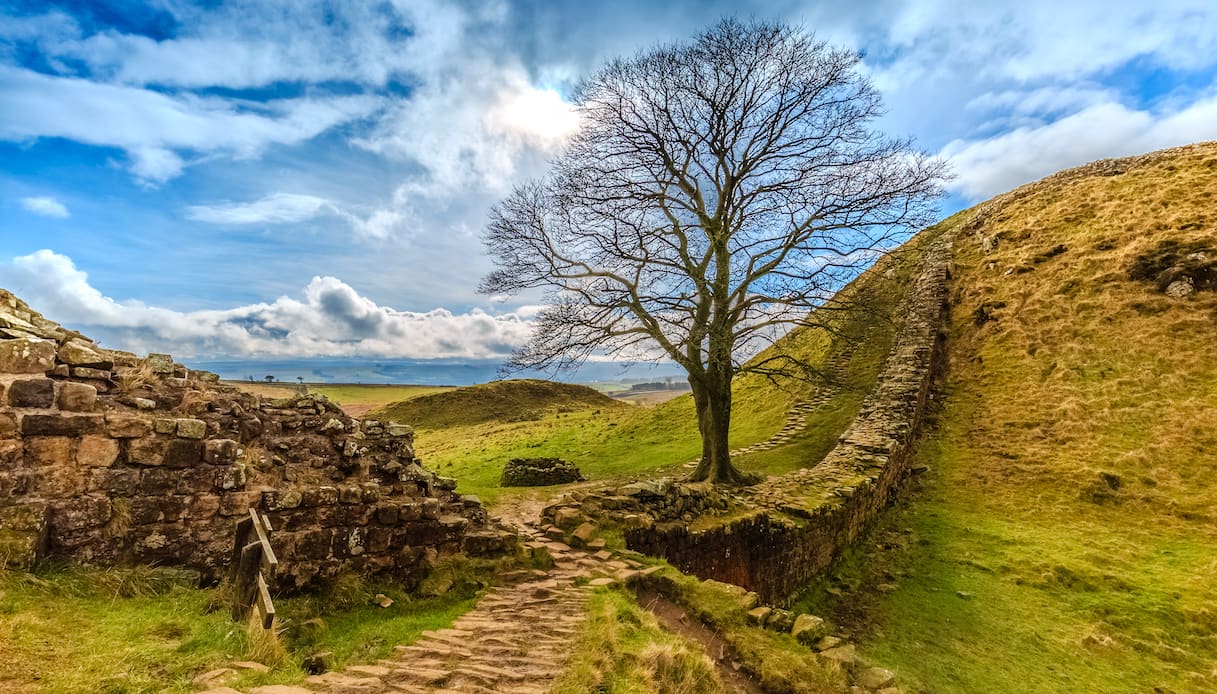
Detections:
421,498,441,520
32,465,86,497
24,436,73,467
0,338,56,373
218,490,263,516
263,489,302,511
301,486,338,507
204,438,239,465
153,419,177,434
50,496,112,531
0,411,16,436
176,418,207,439
146,353,174,374
106,413,152,438
0,501,48,569
127,437,167,466
57,339,112,368
93,468,139,496
569,521,597,548
58,382,97,411
163,439,203,468
375,503,399,525
187,494,221,520
21,414,103,437
338,485,362,504
70,366,112,380
8,378,55,408
0,439,22,469
214,464,246,491
76,435,120,467
141,468,186,498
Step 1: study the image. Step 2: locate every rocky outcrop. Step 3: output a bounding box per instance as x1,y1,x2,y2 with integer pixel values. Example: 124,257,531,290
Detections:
0,289,513,588
623,235,953,603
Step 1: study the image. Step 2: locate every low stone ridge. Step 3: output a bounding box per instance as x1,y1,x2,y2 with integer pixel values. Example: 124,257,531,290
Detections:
0,288,513,587
499,456,585,487
540,476,729,531
622,235,953,603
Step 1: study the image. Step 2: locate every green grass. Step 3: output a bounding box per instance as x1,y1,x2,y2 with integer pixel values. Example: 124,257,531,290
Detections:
551,587,726,694
0,566,479,693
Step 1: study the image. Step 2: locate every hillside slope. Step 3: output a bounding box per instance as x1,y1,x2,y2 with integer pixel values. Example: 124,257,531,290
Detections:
836,143,1217,692
370,378,628,429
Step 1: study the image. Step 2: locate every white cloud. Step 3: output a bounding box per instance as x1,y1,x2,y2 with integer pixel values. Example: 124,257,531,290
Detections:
19,196,70,218
0,249,535,360
186,193,333,225
0,65,384,183
941,95,1217,200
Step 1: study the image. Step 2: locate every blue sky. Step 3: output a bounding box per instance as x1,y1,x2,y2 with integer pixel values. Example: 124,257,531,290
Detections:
2,0,1217,363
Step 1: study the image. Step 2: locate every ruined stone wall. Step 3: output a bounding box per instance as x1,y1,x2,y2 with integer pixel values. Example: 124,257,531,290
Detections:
0,291,512,589
624,236,952,604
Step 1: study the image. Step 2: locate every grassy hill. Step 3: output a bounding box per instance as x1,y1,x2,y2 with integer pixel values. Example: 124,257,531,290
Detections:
807,142,1217,692
370,378,628,429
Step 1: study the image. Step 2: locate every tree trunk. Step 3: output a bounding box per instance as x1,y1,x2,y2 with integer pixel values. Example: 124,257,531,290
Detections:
687,373,750,484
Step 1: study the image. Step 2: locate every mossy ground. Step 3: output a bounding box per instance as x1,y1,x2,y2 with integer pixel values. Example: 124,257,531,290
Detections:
0,565,478,693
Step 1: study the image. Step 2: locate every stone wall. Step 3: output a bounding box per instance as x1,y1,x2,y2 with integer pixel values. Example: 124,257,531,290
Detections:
0,290,512,589
624,236,952,604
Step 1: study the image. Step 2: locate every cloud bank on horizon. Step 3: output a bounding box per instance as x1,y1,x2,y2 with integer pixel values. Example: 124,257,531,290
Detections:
2,0,1216,361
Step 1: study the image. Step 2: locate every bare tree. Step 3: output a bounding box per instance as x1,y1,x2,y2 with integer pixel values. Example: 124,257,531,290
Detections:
481,19,948,484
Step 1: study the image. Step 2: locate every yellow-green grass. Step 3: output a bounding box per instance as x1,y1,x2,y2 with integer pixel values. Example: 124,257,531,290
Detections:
552,587,727,694
373,242,928,508
833,143,1217,692
307,384,455,407
0,565,477,693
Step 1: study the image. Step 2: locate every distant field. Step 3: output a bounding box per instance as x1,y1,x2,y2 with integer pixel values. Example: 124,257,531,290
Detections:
223,381,455,416
609,388,691,406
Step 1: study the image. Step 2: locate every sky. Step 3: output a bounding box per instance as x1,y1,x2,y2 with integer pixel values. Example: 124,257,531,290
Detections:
2,0,1217,372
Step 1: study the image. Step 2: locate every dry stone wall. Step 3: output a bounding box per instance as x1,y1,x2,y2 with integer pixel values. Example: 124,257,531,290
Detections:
624,236,952,604
0,290,512,589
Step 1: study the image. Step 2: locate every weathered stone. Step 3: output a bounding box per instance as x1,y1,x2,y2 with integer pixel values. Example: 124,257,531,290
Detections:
51,496,112,531
747,606,773,626
8,378,55,408
856,667,895,689
24,436,73,467
127,436,167,466
553,507,584,530
0,338,56,373
264,489,303,510
214,464,246,491
192,667,239,689
814,635,843,651
176,418,207,439
146,353,174,374
57,339,112,368
792,614,829,645
0,411,16,437
106,413,152,438
153,418,177,435
765,608,796,632
570,522,597,548
163,439,203,468
204,438,240,465
819,644,857,664
21,414,103,437
70,366,112,380
0,439,22,468
77,435,120,467
0,501,48,568
58,382,97,411
387,423,413,437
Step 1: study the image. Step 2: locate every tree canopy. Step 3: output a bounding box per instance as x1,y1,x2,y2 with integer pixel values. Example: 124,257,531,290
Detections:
481,19,948,483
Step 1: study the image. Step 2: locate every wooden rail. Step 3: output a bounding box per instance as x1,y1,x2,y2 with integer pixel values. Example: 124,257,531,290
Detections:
230,508,278,629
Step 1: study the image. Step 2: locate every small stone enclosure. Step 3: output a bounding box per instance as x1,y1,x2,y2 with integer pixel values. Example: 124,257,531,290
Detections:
0,289,512,589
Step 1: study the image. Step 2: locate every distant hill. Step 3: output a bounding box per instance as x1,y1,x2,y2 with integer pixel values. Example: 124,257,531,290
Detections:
370,378,629,429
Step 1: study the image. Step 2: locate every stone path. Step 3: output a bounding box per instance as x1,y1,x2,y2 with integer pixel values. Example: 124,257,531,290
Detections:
227,526,651,694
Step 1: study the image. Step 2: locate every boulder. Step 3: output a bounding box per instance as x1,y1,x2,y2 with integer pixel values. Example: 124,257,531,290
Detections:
792,613,829,645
